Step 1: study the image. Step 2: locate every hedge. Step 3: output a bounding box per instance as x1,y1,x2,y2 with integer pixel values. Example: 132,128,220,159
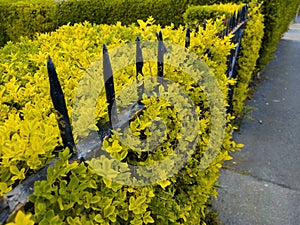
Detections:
0,14,247,224
0,0,58,47
208,0,299,72
0,0,185,47
257,0,300,71
0,0,244,47
1,0,299,73
0,0,289,223
232,2,264,116
183,2,265,116
183,3,242,25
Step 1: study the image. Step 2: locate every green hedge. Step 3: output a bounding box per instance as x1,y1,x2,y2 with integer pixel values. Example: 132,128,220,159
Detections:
257,0,300,71
0,0,58,47
56,0,189,28
183,0,300,71
183,2,265,116
0,17,244,224
0,0,245,47
1,0,300,73
0,0,190,47
183,3,242,25
56,0,245,28
233,2,265,116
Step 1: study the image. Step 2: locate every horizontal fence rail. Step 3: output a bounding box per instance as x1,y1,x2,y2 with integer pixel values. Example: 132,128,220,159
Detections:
0,5,248,223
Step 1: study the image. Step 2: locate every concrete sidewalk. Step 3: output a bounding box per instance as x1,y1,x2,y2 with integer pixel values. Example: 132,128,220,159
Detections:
212,21,300,225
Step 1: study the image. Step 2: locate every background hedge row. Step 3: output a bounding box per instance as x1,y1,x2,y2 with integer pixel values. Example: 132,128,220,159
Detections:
258,0,300,71
0,0,235,47
183,3,242,25
1,0,299,71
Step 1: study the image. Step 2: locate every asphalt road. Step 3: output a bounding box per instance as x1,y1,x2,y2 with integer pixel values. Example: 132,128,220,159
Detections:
212,21,300,225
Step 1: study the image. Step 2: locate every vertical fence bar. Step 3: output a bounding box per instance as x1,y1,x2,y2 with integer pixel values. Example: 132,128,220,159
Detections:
185,25,191,49
47,56,76,154
195,21,200,34
103,44,117,125
237,10,241,24
156,31,164,77
203,19,207,30
225,5,249,113
136,36,144,99
226,28,244,113
229,16,234,31
136,36,144,77
243,6,246,21
233,11,237,27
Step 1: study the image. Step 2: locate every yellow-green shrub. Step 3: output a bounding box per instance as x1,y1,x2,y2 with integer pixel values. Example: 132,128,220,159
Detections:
0,0,249,48
257,0,300,71
0,17,242,224
183,3,242,25
183,2,265,116
233,2,264,116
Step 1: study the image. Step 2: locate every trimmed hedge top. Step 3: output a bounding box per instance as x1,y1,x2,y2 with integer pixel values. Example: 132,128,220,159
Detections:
1,0,299,72
183,3,243,25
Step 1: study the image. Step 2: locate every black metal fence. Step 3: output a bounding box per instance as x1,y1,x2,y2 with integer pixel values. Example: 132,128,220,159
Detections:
0,5,248,223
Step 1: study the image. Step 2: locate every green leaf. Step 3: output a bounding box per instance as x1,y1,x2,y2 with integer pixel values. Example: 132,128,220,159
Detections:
6,211,34,225
9,165,19,175
90,196,101,204
57,197,64,210
157,180,171,189
94,214,103,223
68,175,79,190
103,205,115,218
129,196,146,212
135,196,146,206
143,211,155,224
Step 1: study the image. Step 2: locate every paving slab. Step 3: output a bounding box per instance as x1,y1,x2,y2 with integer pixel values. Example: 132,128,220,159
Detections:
213,169,300,225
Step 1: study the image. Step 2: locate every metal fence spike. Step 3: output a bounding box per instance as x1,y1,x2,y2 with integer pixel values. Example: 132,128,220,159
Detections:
136,36,144,99
203,19,207,30
185,25,191,49
103,44,117,125
156,31,166,77
47,56,76,154
136,36,144,77
195,20,200,34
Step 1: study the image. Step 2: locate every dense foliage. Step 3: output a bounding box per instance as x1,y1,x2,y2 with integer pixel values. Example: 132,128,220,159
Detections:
0,0,58,47
257,0,300,71
0,0,247,47
1,17,243,224
233,2,264,115
183,2,265,115
0,0,294,223
183,3,242,25
1,0,299,72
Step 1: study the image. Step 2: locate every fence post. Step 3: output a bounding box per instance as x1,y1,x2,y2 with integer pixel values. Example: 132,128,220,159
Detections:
156,31,164,77
47,56,76,154
136,36,144,77
185,25,191,49
226,28,244,113
136,36,144,99
195,21,200,34
103,44,117,126
203,19,207,30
